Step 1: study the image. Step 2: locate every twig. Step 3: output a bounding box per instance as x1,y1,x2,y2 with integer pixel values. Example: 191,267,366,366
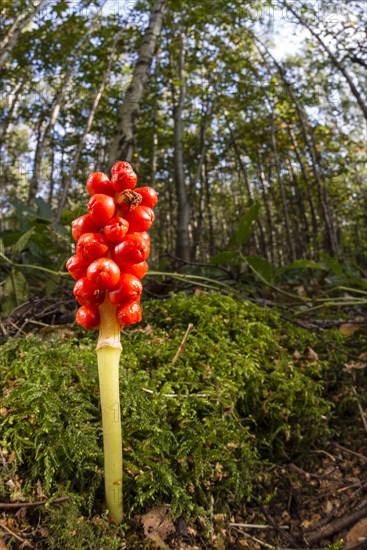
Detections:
0,320,7,337
171,323,194,366
332,442,367,463
142,387,209,399
230,525,314,550
261,507,300,547
0,496,70,509
0,520,33,546
304,498,367,545
230,523,289,530
351,386,367,435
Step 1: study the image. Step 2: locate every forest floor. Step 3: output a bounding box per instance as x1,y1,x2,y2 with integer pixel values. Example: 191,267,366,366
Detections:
0,289,366,550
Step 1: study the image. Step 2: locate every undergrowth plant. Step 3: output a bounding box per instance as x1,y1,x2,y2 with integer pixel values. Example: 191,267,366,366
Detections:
64,162,157,522
0,292,349,526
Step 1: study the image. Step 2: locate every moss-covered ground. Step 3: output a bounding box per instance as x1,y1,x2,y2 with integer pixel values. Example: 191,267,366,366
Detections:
0,293,366,548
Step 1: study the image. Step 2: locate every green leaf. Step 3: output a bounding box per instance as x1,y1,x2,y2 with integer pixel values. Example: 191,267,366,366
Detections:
246,255,273,284
235,203,260,245
2,268,29,315
12,227,36,255
0,238,12,265
275,259,325,279
320,252,344,276
211,250,238,265
35,198,53,220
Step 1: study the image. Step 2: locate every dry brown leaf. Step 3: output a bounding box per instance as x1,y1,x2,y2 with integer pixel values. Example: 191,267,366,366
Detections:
306,347,319,361
141,505,175,548
346,518,367,548
0,538,8,550
293,350,302,360
339,323,359,336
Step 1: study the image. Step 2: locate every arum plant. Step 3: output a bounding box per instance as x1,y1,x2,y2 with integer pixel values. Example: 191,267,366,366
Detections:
66,162,157,522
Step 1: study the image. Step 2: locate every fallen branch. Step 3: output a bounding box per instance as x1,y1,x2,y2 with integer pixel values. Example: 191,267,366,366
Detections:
0,496,70,509
304,498,367,545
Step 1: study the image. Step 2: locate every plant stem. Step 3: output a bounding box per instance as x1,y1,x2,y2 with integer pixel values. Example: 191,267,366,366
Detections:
96,298,123,523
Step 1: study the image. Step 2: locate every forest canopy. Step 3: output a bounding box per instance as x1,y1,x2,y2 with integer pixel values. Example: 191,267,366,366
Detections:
1,0,366,282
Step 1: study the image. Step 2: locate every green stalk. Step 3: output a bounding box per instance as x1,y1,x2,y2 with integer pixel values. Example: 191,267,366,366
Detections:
96,298,123,523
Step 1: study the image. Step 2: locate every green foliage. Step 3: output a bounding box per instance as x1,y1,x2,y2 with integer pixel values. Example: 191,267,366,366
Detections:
0,293,339,520
0,198,71,316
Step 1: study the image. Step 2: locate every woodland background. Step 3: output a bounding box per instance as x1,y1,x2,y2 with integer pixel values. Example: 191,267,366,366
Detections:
0,0,366,313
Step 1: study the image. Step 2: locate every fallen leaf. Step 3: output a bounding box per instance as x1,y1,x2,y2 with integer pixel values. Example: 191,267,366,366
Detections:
0,538,8,550
141,505,175,548
346,518,367,548
339,323,359,335
306,347,319,361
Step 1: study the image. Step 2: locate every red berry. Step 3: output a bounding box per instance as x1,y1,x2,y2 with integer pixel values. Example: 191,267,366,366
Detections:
111,161,137,192
87,258,120,289
73,277,106,306
76,233,109,261
66,254,90,280
117,301,142,326
109,273,143,306
86,172,114,197
112,234,150,266
123,206,154,232
103,217,129,243
120,261,148,280
88,194,116,226
135,187,158,208
71,214,99,241
76,305,100,330
136,231,151,247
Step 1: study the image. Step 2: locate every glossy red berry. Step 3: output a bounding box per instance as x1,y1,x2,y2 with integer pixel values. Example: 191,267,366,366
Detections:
76,305,100,330
71,214,99,241
111,161,137,192
87,258,120,289
120,261,148,280
117,301,142,326
88,194,116,226
108,273,143,306
112,234,150,266
135,187,158,208
103,217,129,243
66,254,90,280
76,232,109,261
123,206,154,233
86,172,115,197
73,277,106,306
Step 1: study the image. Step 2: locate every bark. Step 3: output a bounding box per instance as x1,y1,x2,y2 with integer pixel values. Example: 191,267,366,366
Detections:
173,28,190,262
107,0,167,167
0,0,49,70
0,78,25,145
282,0,367,121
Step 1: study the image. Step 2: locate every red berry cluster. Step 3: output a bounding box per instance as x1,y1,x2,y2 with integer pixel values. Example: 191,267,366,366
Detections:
66,162,158,330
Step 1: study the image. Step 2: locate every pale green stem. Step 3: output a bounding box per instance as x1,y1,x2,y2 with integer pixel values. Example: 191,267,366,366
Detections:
96,298,123,523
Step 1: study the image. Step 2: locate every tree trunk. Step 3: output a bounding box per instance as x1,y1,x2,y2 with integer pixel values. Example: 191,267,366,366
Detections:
28,9,107,204
107,0,167,168
56,33,120,219
173,28,190,262
0,0,49,70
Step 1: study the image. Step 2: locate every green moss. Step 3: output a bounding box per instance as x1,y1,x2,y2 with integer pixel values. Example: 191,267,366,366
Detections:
0,292,354,526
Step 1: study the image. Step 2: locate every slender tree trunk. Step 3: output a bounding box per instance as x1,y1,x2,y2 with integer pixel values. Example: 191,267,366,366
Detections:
0,0,49,70
56,33,120,219
203,157,215,259
282,1,367,121
0,79,25,144
28,9,107,204
172,27,190,262
107,0,167,168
